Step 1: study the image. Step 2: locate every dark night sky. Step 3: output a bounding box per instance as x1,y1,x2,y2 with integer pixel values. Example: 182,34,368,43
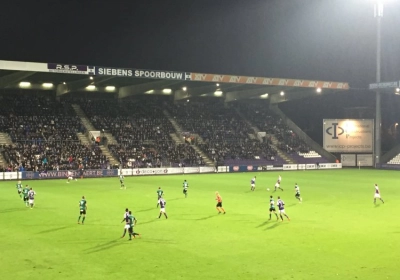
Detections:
1,0,400,88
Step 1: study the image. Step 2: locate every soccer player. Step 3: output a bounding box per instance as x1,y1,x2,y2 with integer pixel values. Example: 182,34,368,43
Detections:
294,183,302,202
119,174,125,189
215,192,226,214
27,188,36,209
156,187,164,208
277,196,290,221
22,185,30,207
78,196,87,224
158,198,168,219
121,212,132,239
250,176,256,191
269,195,279,220
374,184,384,204
278,175,282,184
128,211,140,239
16,181,23,199
121,208,129,223
274,180,283,192
183,180,189,198
67,171,77,183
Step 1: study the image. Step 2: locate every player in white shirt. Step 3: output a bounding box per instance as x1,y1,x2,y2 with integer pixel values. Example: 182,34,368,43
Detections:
373,184,384,204
278,175,282,184
27,188,36,209
294,183,302,202
274,180,283,192
119,174,125,189
67,171,77,183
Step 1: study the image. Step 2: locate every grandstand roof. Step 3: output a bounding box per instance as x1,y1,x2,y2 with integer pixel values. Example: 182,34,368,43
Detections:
0,60,349,103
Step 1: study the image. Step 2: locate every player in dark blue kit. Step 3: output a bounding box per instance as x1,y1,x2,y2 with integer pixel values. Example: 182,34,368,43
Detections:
277,196,290,222
250,176,256,191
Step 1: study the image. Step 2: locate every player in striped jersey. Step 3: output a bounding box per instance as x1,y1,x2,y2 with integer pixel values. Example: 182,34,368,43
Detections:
294,183,302,202
119,174,125,189
158,198,168,219
269,196,279,220
250,176,256,191
374,184,384,204
277,196,290,221
183,180,189,198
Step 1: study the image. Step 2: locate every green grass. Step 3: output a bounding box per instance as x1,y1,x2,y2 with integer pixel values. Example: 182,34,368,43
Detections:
1,169,400,280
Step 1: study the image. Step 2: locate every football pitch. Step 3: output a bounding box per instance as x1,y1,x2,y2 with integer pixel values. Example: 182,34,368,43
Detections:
1,169,399,280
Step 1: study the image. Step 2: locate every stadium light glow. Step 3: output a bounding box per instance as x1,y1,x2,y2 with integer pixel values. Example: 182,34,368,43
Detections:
214,90,223,96
19,82,31,88
86,85,96,91
105,86,116,91
260,93,269,98
396,88,400,93
162,89,172,94
90,76,94,80
145,90,154,94
316,87,322,93
182,87,187,91
280,91,285,96
216,83,220,87
42,83,53,88
63,82,66,85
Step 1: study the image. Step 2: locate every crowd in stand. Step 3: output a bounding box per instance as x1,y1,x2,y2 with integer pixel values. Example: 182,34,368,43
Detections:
234,102,310,155
0,94,107,171
166,99,277,164
0,93,320,171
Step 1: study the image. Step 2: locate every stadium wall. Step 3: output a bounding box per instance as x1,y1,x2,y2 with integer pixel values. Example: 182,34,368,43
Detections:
0,164,342,180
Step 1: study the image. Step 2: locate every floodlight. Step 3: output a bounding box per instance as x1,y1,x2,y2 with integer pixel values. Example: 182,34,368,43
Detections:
86,85,96,90
280,91,285,96
105,86,116,91
162,89,172,94
42,83,53,88
316,88,322,93
19,82,31,88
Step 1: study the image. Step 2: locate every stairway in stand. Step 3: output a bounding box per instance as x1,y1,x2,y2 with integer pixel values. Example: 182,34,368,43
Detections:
268,134,296,164
71,104,119,166
163,110,214,167
234,109,296,164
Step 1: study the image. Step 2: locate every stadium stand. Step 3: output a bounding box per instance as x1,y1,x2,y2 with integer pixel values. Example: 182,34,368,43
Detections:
70,96,204,167
0,93,106,171
166,99,282,165
233,101,328,164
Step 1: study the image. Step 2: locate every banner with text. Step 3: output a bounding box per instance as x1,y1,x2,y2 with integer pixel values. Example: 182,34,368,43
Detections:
95,66,191,81
323,119,374,153
47,63,95,75
21,169,118,180
357,154,373,167
341,154,356,167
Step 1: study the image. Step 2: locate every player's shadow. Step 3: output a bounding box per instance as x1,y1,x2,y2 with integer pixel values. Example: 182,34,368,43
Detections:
374,204,381,208
168,197,184,202
84,239,126,254
287,203,298,208
264,222,282,230
135,207,155,213
0,208,28,214
256,221,270,228
138,219,159,225
37,226,70,234
196,215,215,221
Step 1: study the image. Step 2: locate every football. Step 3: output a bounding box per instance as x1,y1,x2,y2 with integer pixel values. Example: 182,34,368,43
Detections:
267,188,270,191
